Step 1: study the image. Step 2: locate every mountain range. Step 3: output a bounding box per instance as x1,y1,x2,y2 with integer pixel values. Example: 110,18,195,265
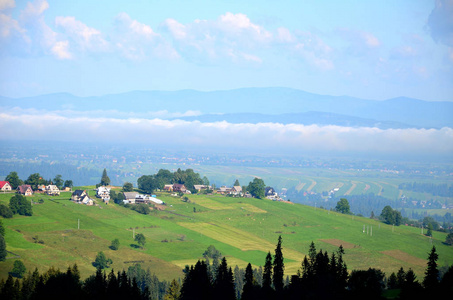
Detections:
2,87,452,129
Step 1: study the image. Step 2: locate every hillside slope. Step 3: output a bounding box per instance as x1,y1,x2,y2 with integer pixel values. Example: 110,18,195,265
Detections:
1,190,451,281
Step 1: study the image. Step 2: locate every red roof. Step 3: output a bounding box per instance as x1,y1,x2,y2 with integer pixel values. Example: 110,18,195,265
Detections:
0,181,10,188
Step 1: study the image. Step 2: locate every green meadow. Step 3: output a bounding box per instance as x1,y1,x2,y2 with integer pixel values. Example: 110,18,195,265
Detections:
1,190,452,282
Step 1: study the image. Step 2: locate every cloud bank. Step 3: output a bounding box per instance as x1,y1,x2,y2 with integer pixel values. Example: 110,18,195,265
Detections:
1,110,452,157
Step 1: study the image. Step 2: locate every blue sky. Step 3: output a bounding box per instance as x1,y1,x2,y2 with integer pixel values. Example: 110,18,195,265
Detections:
1,0,452,101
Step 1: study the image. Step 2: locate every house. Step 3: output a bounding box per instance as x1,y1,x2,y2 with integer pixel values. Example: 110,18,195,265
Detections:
194,185,210,192
0,181,12,192
123,192,138,204
46,185,60,196
265,187,277,197
217,186,231,195
173,183,187,193
81,195,93,206
17,185,33,196
96,186,111,203
135,194,151,204
163,184,173,192
231,186,242,195
71,190,87,203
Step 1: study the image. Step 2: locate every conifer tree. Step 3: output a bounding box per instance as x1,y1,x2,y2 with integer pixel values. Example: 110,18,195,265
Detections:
273,235,284,293
423,246,439,290
262,252,273,291
100,168,110,186
242,263,257,300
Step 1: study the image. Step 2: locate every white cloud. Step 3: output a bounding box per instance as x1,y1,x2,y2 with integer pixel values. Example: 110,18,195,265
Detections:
114,13,178,60
55,16,109,52
1,111,451,156
0,0,15,11
51,40,71,59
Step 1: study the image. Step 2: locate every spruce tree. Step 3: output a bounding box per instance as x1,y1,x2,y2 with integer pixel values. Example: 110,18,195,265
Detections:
423,246,439,290
242,263,257,300
0,235,6,262
262,252,273,291
100,169,110,186
273,235,284,293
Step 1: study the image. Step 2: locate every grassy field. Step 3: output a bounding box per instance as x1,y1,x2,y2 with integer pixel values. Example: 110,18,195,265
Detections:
1,190,452,282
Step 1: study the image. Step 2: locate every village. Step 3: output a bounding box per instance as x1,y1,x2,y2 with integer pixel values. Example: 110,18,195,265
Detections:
0,180,284,208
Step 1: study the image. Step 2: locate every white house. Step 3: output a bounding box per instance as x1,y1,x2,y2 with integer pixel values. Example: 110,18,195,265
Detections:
46,185,60,196
96,186,111,203
0,181,12,192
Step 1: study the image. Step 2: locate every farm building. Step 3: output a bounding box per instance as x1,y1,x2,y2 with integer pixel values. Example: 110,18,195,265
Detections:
96,186,111,203
46,185,60,196
17,185,33,196
0,181,12,192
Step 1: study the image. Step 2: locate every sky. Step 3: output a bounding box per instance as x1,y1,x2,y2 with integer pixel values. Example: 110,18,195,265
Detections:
0,0,452,101
0,0,453,159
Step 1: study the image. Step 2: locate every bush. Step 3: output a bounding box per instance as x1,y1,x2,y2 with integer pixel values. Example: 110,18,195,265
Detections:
0,204,13,218
10,260,26,278
110,238,120,250
93,251,112,269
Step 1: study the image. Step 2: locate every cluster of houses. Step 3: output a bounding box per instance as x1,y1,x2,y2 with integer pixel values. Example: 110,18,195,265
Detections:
0,181,62,196
163,183,244,196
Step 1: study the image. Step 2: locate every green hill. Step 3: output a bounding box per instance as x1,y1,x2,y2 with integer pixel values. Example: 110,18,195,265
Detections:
1,190,452,281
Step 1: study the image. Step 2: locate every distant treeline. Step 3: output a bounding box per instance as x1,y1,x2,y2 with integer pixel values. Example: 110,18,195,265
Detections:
0,162,100,187
399,182,453,197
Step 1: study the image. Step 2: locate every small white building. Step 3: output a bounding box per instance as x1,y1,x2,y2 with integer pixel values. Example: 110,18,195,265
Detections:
46,185,60,196
96,186,111,203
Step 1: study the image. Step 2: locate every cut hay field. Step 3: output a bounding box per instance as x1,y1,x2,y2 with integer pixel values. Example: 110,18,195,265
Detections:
1,190,452,282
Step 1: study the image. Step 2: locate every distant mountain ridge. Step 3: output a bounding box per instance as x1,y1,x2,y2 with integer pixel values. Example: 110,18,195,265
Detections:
2,87,452,128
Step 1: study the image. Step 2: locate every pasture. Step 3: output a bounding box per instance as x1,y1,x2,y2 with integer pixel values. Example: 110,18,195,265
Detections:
1,190,452,282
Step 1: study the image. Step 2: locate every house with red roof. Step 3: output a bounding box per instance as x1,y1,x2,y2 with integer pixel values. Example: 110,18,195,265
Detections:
0,181,12,192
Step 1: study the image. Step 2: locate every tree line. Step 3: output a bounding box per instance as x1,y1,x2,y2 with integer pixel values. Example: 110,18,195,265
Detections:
4,171,73,191
398,182,453,197
1,237,452,299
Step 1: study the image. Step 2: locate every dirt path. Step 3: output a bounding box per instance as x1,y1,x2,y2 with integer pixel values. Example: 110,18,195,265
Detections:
306,180,317,192
344,181,357,196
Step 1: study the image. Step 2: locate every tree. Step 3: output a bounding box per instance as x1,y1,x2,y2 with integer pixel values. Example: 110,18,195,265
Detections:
10,260,26,278
137,175,160,194
423,246,439,290
233,179,240,187
426,223,433,237
63,180,73,189
122,182,133,192
110,238,120,250
135,233,146,248
273,235,284,293
242,263,258,300
24,173,46,190
262,252,273,292
213,257,235,300
9,194,32,216
0,219,5,237
5,171,23,189
100,168,110,186
93,251,112,269
0,234,6,261
0,204,13,218
53,175,64,189
335,198,350,214
445,232,453,245
380,205,402,226
164,279,181,300
247,178,265,199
